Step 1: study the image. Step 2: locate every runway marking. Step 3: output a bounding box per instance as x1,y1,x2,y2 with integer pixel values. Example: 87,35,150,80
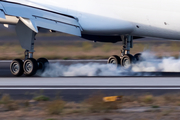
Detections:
1,87,180,89
0,77,180,89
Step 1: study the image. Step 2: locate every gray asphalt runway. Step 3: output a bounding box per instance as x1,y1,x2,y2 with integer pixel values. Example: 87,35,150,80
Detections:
1,60,180,77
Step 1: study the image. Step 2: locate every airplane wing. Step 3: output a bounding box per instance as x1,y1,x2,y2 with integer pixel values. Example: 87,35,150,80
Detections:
0,1,82,36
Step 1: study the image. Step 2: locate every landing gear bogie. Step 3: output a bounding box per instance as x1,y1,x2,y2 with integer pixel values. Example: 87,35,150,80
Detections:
10,57,49,77
107,35,142,67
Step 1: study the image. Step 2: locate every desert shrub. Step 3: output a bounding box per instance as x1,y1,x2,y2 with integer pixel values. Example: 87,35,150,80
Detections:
0,94,11,104
140,95,154,104
151,105,159,108
46,100,66,115
86,94,119,113
5,102,19,111
33,95,49,101
24,100,30,108
0,94,18,111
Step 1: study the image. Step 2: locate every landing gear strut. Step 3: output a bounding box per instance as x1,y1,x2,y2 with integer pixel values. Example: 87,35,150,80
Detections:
107,35,141,67
10,19,49,77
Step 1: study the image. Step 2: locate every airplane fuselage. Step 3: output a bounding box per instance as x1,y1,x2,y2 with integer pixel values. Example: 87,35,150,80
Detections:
2,0,180,40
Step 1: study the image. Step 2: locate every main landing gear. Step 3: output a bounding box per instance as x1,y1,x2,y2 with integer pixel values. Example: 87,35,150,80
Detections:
10,52,49,77
107,35,142,67
10,19,49,77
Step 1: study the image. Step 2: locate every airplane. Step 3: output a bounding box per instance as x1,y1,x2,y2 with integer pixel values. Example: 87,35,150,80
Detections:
0,0,179,76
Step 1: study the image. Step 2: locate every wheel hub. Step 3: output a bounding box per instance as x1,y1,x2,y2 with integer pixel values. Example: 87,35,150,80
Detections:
11,63,19,74
24,61,33,73
110,59,116,64
123,58,130,67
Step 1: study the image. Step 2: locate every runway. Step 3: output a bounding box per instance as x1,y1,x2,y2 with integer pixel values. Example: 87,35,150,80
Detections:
1,60,180,77
1,60,180,101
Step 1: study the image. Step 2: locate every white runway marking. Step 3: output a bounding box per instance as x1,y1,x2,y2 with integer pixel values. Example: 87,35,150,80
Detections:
0,77,180,89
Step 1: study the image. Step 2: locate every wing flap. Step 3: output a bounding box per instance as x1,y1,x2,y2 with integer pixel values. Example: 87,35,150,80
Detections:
35,17,81,36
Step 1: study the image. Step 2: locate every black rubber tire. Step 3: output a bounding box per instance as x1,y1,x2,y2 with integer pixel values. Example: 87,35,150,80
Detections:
23,58,38,76
37,58,49,73
107,55,121,67
10,59,24,77
134,53,142,61
121,54,135,67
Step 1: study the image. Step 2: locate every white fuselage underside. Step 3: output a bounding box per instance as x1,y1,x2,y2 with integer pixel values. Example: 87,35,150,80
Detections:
2,0,180,40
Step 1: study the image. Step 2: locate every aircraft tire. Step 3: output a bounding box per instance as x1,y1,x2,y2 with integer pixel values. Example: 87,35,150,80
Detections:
23,58,38,76
37,58,49,73
107,55,121,67
10,59,24,77
121,54,135,67
134,53,142,61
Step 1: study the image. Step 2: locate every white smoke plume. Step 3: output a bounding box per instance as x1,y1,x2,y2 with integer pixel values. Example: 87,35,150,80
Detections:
39,51,180,77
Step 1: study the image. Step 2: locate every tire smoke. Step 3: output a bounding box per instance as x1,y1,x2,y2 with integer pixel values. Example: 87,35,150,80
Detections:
38,51,180,77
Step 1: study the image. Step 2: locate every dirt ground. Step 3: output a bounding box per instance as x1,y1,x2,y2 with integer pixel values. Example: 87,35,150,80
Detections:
1,107,180,120
1,94,180,120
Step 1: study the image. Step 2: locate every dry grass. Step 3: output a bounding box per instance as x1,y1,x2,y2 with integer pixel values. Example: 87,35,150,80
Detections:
46,99,66,115
161,109,174,116
0,94,19,111
23,100,30,108
122,95,137,103
33,95,50,101
63,102,88,114
140,95,154,104
0,41,180,60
